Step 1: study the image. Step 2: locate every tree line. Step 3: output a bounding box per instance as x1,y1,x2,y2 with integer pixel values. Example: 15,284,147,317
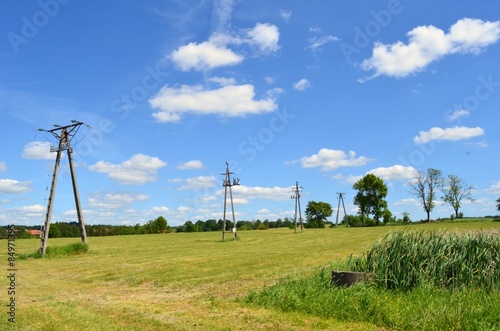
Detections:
1,169,498,238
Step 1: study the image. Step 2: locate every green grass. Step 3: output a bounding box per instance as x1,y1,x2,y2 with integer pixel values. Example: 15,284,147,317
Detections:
347,229,500,290
1,221,499,330
18,242,89,260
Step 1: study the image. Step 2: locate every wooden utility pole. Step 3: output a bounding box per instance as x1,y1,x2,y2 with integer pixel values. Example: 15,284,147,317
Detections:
335,192,348,227
291,181,303,233
221,162,239,240
39,121,88,254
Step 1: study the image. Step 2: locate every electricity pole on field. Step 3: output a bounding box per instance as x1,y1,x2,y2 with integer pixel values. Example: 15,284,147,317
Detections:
335,192,348,227
221,162,240,241
291,181,303,233
38,121,88,254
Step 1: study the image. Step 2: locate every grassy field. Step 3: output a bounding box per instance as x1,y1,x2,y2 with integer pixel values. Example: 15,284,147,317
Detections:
2,221,499,330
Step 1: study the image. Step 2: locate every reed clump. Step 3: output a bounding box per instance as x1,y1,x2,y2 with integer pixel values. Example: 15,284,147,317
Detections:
347,229,500,291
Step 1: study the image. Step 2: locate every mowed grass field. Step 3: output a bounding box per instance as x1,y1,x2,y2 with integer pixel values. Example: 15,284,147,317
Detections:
2,221,499,331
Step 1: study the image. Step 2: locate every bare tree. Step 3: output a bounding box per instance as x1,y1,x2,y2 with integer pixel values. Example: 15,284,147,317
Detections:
441,175,474,218
409,168,443,222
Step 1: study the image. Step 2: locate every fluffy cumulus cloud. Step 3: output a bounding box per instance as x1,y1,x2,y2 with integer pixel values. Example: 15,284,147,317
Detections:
88,154,167,185
413,126,485,144
149,84,277,123
0,179,32,194
88,192,149,210
170,22,280,72
247,23,280,53
293,78,311,91
171,40,243,71
368,165,418,181
22,141,55,160
361,18,500,79
290,148,372,171
177,160,204,170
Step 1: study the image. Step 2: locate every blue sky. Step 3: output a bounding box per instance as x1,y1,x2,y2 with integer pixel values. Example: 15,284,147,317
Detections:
1,0,499,227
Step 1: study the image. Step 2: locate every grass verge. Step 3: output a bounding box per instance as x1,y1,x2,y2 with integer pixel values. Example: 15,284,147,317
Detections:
18,242,89,259
245,267,500,330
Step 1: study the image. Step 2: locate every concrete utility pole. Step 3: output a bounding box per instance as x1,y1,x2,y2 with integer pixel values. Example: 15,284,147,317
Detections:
221,162,240,241
291,181,303,233
335,192,348,227
39,121,88,254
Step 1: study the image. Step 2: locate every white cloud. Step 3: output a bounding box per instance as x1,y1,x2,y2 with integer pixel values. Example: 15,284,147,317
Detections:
485,181,500,194
209,76,236,87
368,165,418,181
149,84,277,123
177,160,204,170
247,23,280,54
361,18,500,79
0,179,32,194
414,126,485,144
280,10,291,22
0,162,6,172
332,173,362,184
88,192,149,210
232,185,291,201
394,198,419,206
449,109,470,121
171,40,243,71
293,78,311,91
22,141,55,160
290,148,372,171
177,176,218,191
88,154,167,185
308,35,340,51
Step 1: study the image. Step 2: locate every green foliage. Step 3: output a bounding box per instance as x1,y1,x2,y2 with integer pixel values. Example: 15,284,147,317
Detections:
347,230,500,291
246,269,500,331
305,201,333,228
19,242,89,259
497,197,500,211
352,174,388,224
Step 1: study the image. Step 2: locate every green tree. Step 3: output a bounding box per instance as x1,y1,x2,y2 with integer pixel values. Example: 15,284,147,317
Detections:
195,220,204,232
153,216,168,233
409,168,443,222
305,201,333,228
496,197,500,211
184,221,196,233
441,175,474,218
352,174,388,225
48,224,61,238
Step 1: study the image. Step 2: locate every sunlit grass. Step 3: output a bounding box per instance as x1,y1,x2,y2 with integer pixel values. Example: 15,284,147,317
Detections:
2,221,499,330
